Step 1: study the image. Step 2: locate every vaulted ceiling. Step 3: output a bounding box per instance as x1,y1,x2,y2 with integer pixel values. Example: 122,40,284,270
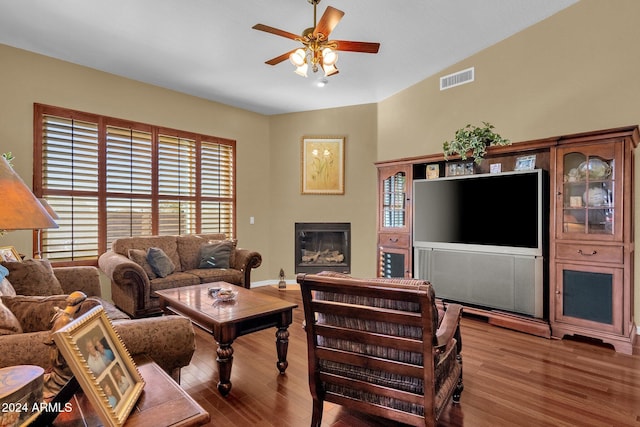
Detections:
0,0,577,115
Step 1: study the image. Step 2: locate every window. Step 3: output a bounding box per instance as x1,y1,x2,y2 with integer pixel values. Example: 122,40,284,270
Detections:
34,104,235,264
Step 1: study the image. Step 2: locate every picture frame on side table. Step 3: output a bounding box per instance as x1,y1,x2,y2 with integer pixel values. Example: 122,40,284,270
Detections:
301,136,345,195
53,306,144,427
0,246,21,262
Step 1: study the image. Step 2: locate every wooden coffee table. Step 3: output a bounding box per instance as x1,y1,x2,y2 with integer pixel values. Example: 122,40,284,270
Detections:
156,283,298,396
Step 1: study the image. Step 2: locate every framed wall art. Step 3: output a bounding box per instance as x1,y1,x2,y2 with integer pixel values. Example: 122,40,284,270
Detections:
0,246,21,262
53,306,144,427
301,136,345,195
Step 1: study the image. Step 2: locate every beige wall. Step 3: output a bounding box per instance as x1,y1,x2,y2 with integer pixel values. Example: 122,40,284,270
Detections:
378,0,640,322
0,43,377,283
269,105,378,280
0,44,273,282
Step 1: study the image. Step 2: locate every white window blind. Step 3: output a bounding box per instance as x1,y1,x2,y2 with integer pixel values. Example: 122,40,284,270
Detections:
35,104,236,263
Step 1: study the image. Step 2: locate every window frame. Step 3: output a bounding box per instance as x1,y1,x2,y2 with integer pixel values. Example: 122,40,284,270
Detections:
33,104,236,265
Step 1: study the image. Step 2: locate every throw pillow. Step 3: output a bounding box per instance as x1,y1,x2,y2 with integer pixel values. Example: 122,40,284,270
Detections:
128,249,157,280
0,298,22,335
0,259,64,296
0,278,16,297
198,241,233,269
146,247,175,278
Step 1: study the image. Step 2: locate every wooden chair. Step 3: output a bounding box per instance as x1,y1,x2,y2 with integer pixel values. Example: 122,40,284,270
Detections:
298,272,463,427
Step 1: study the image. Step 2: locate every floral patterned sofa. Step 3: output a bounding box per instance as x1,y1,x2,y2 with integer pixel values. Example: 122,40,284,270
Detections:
98,233,262,318
0,262,195,382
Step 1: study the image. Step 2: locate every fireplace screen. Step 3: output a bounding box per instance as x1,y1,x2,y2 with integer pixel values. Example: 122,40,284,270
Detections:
295,223,350,274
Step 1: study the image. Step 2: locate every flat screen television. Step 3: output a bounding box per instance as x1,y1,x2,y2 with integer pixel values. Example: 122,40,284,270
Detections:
413,169,546,256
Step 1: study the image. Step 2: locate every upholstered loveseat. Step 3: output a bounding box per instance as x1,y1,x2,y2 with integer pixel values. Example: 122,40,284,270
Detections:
98,233,262,317
0,262,195,382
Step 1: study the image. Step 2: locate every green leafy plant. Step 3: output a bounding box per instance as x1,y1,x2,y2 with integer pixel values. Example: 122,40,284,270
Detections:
443,122,511,164
2,151,14,167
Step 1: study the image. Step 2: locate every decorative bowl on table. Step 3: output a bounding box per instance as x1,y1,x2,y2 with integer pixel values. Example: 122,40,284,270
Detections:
209,287,237,302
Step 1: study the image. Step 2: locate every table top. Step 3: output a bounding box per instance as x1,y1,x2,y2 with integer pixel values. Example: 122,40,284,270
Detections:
51,355,209,427
155,282,298,328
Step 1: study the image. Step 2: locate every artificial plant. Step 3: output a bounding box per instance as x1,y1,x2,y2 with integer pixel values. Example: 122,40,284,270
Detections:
443,122,511,164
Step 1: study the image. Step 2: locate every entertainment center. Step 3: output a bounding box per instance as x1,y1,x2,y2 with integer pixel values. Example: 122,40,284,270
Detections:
376,126,638,353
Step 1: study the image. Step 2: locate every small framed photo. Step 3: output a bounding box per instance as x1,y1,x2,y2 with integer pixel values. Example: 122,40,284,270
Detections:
446,161,474,177
515,155,536,171
490,163,502,174
0,246,21,263
53,306,144,427
426,164,439,179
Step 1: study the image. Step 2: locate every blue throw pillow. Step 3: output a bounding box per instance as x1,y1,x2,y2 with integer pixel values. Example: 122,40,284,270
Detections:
146,247,175,278
198,241,232,269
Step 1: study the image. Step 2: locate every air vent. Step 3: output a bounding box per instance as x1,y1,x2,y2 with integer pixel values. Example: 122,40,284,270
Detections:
440,67,475,90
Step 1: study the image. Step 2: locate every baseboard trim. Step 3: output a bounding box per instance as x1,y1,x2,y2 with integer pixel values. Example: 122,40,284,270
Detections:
251,279,297,288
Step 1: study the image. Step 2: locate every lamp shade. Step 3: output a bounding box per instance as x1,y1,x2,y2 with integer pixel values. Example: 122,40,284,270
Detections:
0,157,58,230
38,198,59,220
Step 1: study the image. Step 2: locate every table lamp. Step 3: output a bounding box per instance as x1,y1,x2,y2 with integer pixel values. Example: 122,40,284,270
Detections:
0,156,57,236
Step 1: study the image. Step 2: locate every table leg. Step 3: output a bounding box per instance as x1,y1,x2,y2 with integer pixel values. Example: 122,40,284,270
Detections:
275,326,290,374
216,342,234,396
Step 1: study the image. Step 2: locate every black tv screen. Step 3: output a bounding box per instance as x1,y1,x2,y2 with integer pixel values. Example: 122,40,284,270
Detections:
413,170,545,255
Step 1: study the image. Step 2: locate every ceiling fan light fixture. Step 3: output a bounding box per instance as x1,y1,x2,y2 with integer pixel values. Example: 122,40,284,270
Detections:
315,77,329,88
294,62,309,77
289,48,307,67
321,47,338,66
322,62,338,77
253,2,379,78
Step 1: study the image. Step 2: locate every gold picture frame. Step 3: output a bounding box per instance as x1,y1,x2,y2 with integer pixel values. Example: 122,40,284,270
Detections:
53,306,144,427
301,136,345,195
0,246,21,262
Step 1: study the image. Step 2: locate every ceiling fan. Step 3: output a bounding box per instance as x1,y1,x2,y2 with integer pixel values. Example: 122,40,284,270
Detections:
252,0,380,78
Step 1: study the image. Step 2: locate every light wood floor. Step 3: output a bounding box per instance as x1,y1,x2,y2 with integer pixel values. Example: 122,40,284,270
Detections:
180,285,640,427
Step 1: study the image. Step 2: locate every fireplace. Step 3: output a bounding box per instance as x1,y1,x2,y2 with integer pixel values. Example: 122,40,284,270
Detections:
295,222,350,274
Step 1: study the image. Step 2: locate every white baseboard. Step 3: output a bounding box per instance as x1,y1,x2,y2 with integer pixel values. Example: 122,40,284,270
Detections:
251,279,297,288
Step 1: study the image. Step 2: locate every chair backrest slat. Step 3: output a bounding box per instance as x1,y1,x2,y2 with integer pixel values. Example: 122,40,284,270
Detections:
298,272,462,427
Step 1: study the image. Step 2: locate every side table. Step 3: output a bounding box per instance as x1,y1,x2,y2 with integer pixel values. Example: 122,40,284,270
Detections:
0,365,44,426
51,355,209,426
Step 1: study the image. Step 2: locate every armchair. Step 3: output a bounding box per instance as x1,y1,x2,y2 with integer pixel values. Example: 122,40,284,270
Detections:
298,272,463,427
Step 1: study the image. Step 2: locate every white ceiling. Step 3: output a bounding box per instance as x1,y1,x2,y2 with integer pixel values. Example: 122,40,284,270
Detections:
0,0,577,116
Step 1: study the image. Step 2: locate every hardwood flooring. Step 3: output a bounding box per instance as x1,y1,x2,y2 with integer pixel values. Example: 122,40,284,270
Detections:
180,285,640,427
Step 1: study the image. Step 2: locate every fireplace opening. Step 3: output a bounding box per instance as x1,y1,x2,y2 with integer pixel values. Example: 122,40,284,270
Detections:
295,222,350,274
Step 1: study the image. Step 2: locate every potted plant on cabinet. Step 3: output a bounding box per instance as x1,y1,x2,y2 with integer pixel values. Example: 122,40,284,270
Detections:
443,122,511,164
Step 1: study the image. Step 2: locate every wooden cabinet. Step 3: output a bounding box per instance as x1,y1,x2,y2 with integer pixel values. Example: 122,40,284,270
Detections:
376,126,637,352
550,128,638,354
377,164,412,277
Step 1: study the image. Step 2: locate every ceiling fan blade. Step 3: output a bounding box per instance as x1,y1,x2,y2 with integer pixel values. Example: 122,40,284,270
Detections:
333,40,380,54
252,24,300,41
265,49,298,66
313,6,344,38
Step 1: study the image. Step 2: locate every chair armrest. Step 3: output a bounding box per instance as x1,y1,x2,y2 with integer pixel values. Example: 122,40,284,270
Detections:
231,248,262,288
98,251,152,318
1,295,102,333
435,303,463,349
0,331,53,369
112,315,196,380
54,266,102,297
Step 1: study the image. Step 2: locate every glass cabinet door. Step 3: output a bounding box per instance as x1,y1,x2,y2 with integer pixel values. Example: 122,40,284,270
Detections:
382,172,407,229
558,144,621,241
